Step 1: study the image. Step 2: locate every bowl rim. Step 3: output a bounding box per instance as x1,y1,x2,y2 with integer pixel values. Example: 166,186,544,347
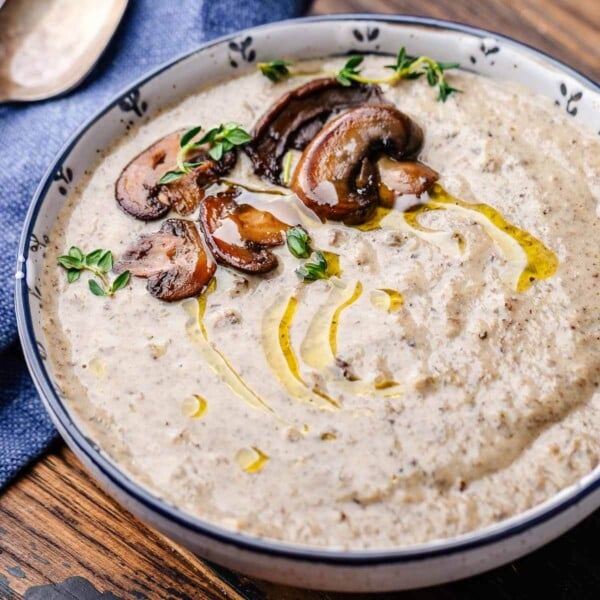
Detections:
15,13,600,566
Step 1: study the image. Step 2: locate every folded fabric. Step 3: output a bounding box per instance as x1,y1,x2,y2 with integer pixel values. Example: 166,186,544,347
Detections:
0,0,309,488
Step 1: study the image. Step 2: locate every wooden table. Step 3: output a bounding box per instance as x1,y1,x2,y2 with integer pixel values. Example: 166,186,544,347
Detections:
2,1,599,598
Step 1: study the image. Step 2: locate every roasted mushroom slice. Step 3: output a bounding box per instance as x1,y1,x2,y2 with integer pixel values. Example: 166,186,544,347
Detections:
115,130,236,220
377,157,439,203
292,105,425,225
156,148,236,216
114,219,216,301
245,78,384,184
199,190,288,273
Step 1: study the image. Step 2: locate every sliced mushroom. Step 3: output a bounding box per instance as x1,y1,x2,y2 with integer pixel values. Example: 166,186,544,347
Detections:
292,105,425,225
156,148,236,216
114,219,216,301
115,130,236,220
377,157,439,204
245,78,384,184
199,189,288,273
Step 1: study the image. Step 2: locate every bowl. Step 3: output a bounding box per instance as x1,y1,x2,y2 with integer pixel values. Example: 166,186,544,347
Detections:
15,15,600,592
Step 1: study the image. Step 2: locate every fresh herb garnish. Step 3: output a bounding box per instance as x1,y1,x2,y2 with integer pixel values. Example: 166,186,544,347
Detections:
258,48,460,102
335,48,460,102
296,251,328,282
157,170,187,185
286,226,311,259
385,47,460,101
198,121,252,161
257,59,292,83
336,55,364,87
158,122,252,185
179,125,202,147
287,228,334,282
57,247,130,297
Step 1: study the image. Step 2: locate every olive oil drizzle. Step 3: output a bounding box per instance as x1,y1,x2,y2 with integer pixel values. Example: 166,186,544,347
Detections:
262,294,340,409
357,201,464,256
427,184,558,291
300,284,353,369
279,296,302,381
184,279,273,415
370,288,404,312
181,394,208,418
357,184,558,291
356,206,393,231
403,204,443,233
330,283,402,398
322,251,342,277
374,378,401,391
401,203,465,256
299,282,404,398
236,446,269,472
329,281,363,357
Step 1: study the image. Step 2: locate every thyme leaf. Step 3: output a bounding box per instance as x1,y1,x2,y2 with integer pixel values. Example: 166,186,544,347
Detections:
286,226,311,259
336,55,364,87
68,246,84,261
179,125,202,147
296,251,329,282
88,279,106,297
67,269,80,283
97,250,113,273
258,59,293,82
158,169,186,185
58,246,130,298
111,270,131,293
159,122,251,185
258,49,460,102
387,47,460,101
84,248,103,266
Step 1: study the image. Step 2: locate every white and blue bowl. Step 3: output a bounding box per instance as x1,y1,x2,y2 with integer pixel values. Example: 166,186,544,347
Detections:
15,15,600,592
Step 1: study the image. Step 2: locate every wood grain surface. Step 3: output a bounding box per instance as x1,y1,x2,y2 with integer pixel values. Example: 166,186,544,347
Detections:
1,1,599,598
1,446,599,600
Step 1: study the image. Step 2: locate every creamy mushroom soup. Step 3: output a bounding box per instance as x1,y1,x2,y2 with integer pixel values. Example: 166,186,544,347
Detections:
41,56,600,549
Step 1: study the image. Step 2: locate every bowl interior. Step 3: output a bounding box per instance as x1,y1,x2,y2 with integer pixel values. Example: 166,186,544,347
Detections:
16,15,600,560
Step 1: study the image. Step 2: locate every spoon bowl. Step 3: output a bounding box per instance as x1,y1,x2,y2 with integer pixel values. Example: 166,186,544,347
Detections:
0,0,128,103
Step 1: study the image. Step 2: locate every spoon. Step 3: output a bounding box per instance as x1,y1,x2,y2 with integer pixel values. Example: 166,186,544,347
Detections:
0,0,128,103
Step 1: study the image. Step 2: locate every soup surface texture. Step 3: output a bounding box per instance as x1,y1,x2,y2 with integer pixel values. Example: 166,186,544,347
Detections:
42,57,600,549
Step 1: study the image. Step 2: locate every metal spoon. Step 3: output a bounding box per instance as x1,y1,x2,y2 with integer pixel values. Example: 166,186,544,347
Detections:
0,0,128,103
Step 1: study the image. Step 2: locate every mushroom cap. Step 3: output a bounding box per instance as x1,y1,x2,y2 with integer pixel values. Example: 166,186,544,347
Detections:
114,219,216,301
245,78,384,184
292,104,425,224
199,189,288,274
377,157,439,203
115,130,236,221
156,148,237,216
115,131,180,220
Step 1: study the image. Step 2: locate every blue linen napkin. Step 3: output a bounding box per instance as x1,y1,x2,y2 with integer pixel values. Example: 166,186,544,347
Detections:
0,0,309,488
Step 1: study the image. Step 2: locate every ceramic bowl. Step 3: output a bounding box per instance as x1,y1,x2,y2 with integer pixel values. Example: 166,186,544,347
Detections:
15,15,600,592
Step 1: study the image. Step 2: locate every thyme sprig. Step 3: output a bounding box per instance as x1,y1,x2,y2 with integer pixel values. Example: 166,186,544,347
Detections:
296,251,328,282
257,47,460,102
158,123,251,185
199,122,252,160
57,247,130,297
336,55,364,86
287,228,332,282
286,226,311,259
336,49,460,101
257,59,292,83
